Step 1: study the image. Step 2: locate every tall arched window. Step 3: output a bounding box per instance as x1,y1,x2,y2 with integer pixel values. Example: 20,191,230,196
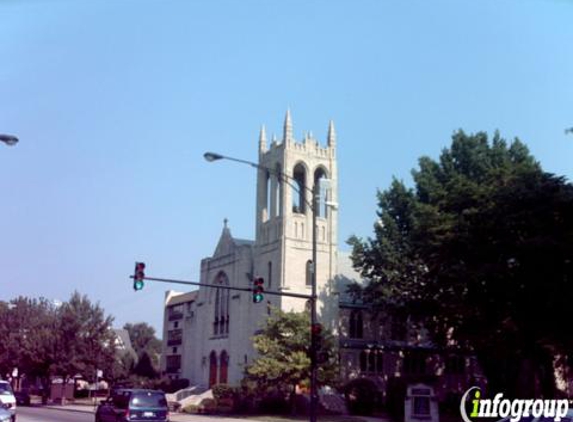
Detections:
265,170,271,221
275,163,283,217
349,310,363,339
209,351,218,387
292,164,306,214
368,351,376,373
306,260,313,286
314,167,328,218
376,352,384,374
359,351,367,372
213,273,230,336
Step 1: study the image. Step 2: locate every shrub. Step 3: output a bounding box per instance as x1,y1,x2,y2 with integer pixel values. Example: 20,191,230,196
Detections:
183,404,199,414
344,378,379,416
199,398,217,414
232,387,255,414
258,393,290,415
216,398,234,414
212,383,234,400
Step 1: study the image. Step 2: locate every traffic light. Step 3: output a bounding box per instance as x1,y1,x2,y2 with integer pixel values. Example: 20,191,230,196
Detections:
311,323,323,350
133,262,146,291
252,277,264,303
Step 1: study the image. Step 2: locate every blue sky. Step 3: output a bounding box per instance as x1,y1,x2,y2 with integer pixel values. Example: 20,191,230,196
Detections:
1,0,572,335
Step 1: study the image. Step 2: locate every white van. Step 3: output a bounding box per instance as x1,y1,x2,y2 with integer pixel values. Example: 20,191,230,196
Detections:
0,381,15,422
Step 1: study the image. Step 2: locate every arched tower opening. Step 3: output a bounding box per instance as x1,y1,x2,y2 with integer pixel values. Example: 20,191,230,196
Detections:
292,163,307,215
314,167,329,218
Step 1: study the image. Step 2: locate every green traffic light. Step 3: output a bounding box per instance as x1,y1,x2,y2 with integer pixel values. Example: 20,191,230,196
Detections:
253,293,264,303
134,280,145,291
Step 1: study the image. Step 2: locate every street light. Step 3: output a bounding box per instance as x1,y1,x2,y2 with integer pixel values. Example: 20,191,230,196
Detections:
0,134,18,146
204,151,330,422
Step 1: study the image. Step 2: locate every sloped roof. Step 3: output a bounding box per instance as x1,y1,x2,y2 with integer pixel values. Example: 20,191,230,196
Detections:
166,290,198,306
213,222,253,257
113,328,134,351
234,237,254,247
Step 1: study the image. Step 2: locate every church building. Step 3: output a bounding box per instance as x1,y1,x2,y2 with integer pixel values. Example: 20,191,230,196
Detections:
161,112,480,404
161,111,355,387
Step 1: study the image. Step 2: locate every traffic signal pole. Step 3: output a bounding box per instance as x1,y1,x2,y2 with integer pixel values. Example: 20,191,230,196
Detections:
129,274,313,300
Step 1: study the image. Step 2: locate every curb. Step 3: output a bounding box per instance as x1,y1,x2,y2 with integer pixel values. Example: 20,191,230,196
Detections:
41,405,95,414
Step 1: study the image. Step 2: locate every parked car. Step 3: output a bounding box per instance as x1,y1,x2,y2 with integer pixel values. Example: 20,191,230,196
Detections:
0,381,15,422
95,389,168,422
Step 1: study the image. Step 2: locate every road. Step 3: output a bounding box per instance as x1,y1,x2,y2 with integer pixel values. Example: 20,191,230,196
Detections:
16,406,94,422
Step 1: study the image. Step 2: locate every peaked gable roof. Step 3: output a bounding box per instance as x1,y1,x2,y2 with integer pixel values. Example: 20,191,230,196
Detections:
213,222,253,257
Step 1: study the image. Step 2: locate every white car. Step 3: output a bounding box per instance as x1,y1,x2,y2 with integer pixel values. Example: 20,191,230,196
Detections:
0,407,11,422
0,381,15,422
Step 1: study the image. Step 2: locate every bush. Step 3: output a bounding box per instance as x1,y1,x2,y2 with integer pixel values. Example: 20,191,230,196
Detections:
212,383,234,400
232,386,255,414
199,398,217,414
216,398,234,414
344,378,379,416
258,393,290,415
183,404,199,414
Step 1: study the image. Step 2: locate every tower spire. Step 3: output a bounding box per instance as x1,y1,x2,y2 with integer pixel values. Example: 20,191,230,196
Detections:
259,125,267,152
327,120,336,147
283,109,293,143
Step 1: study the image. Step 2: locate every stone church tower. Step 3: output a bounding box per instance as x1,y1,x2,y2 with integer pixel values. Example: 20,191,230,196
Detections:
162,111,340,388
253,110,339,330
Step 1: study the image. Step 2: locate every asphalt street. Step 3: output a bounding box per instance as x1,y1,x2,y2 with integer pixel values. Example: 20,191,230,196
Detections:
16,407,94,422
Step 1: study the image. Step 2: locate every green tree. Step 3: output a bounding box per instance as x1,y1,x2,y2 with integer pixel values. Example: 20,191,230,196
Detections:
245,308,338,407
133,350,159,379
0,297,57,387
123,322,161,368
0,293,117,402
349,130,573,397
52,292,116,402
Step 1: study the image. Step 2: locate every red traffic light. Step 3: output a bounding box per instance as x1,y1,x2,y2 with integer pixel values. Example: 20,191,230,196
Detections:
311,323,323,336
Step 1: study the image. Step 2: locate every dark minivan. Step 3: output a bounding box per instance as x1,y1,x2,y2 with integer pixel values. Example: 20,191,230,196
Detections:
95,389,169,422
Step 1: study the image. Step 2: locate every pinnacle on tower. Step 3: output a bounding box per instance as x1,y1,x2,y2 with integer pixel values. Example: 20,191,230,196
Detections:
283,109,293,142
259,125,267,152
327,120,336,147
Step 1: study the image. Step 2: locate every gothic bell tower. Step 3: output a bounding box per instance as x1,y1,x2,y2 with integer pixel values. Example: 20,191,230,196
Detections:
253,111,338,325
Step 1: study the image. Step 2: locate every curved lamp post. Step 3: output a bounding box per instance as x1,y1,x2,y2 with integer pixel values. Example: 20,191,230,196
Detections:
204,151,330,422
0,134,18,146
